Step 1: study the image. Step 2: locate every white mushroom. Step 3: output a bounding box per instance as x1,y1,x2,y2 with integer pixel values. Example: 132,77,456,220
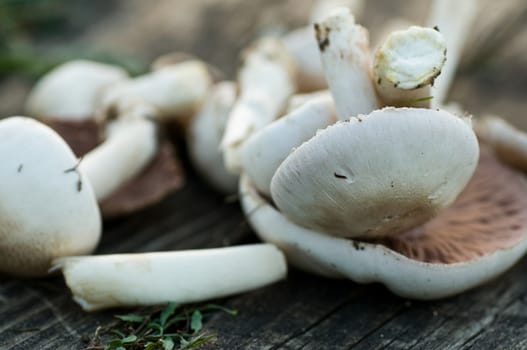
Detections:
241,149,527,299
0,117,101,277
270,107,479,239
187,81,239,193
373,26,447,108
52,244,287,311
221,38,296,174
241,94,336,197
25,60,128,121
314,7,379,120
426,0,478,107
99,60,212,124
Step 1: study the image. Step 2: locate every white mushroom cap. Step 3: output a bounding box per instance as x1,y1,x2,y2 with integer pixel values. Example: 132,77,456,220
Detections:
187,81,239,193
241,94,336,196
99,60,212,122
373,26,446,107
270,108,479,239
25,60,128,120
52,244,287,311
0,117,101,277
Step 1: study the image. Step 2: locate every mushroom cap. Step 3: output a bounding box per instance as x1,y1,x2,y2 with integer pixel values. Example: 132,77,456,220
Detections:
241,149,527,299
270,107,479,238
0,117,101,277
25,60,128,120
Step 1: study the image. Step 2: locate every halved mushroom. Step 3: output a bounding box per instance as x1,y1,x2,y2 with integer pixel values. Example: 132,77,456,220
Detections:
0,117,101,277
241,147,527,299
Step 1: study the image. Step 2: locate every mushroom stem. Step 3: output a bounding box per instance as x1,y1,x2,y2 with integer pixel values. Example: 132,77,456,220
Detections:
309,0,365,23
287,89,332,112
373,26,447,108
99,60,212,123
221,38,296,174
52,244,287,311
474,116,527,172
314,7,379,120
187,81,239,193
79,106,158,201
241,95,336,196
426,0,478,106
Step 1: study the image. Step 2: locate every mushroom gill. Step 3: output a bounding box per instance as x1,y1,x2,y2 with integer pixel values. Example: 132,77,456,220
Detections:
376,148,527,264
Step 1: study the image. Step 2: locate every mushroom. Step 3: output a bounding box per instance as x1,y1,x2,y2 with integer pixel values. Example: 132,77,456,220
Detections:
24,59,187,218
221,38,297,173
373,26,447,108
314,7,379,119
240,147,527,298
270,107,479,238
187,81,239,193
0,117,101,277
52,244,287,311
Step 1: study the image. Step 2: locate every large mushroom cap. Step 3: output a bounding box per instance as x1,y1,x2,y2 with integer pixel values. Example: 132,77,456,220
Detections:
242,149,527,299
271,107,479,239
0,117,101,277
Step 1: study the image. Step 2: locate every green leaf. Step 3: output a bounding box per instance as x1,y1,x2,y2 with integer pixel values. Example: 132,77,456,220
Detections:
144,342,158,350
111,329,126,338
115,347,126,350
160,302,178,327
181,333,216,349
115,314,145,323
190,311,203,333
161,337,175,350
120,335,137,344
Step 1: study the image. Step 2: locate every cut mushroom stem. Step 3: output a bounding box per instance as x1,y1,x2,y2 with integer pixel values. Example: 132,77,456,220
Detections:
51,244,287,311
314,7,379,120
187,81,239,193
373,26,446,108
79,103,158,201
474,116,527,172
221,38,296,174
99,60,212,124
426,0,478,106
241,94,336,196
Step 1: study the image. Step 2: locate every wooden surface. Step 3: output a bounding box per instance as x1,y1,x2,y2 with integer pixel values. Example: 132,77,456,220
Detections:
2,168,527,350
1,0,527,349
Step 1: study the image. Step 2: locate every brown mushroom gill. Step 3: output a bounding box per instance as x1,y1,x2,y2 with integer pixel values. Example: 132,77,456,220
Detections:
372,148,527,264
45,118,184,218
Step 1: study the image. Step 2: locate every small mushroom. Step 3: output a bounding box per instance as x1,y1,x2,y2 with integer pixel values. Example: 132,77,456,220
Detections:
373,26,447,107
314,7,379,119
0,117,101,277
52,244,287,311
270,107,479,238
187,81,239,193
221,38,297,173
